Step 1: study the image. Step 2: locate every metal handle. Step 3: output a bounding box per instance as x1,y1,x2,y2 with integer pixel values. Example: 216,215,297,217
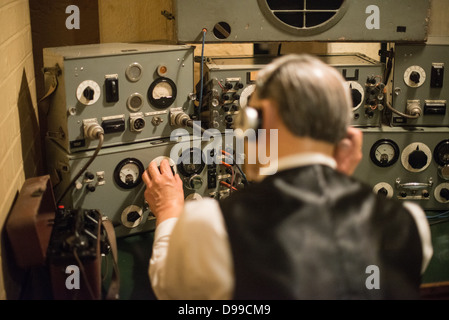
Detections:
395,177,433,190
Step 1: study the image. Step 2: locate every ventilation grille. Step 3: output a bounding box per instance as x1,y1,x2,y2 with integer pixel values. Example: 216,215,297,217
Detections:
264,0,345,29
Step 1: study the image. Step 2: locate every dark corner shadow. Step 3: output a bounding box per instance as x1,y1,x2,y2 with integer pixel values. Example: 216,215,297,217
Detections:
1,69,52,300
17,68,44,178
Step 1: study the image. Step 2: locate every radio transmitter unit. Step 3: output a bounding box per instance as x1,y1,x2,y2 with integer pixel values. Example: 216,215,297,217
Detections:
390,39,449,128
353,126,449,211
43,43,195,153
46,134,246,237
198,53,386,131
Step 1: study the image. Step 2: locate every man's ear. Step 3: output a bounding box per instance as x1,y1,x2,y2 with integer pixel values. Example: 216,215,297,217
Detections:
334,127,363,176
261,99,280,130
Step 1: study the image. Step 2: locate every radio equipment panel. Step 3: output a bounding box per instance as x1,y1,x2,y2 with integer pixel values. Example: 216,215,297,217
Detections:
46,135,245,237
43,43,195,153
353,127,449,211
199,53,385,131
391,40,449,127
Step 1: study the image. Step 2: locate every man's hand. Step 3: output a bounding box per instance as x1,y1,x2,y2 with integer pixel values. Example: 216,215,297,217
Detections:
142,159,184,226
334,127,363,176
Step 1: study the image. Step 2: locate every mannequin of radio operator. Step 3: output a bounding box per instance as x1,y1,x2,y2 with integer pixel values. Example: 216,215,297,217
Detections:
142,54,433,300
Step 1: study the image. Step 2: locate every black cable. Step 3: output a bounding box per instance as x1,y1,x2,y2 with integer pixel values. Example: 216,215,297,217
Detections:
57,133,104,204
198,28,207,118
186,119,206,134
383,48,394,86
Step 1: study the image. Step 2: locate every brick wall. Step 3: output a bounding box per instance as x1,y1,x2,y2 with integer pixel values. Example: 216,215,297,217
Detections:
0,0,40,299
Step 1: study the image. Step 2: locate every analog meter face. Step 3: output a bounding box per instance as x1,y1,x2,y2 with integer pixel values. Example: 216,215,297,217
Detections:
434,140,449,166
370,139,400,167
177,148,205,177
148,77,177,109
114,158,145,189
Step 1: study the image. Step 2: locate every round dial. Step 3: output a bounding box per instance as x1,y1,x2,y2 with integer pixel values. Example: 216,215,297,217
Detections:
148,77,177,109
152,156,177,175
434,183,449,204
177,148,205,177
401,142,432,172
114,158,145,189
76,80,101,105
370,139,400,167
403,65,426,88
188,175,204,190
346,81,364,111
373,182,394,199
434,140,449,166
120,205,143,228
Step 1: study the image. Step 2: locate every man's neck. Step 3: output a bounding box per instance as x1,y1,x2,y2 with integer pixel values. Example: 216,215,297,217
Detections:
253,133,337,179
277,134,335,160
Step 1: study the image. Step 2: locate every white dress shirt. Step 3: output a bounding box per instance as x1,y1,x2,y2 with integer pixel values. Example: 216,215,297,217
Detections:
149,153,433,300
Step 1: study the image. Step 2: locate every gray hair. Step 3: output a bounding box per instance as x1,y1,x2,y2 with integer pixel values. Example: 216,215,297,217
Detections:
256,54,352,144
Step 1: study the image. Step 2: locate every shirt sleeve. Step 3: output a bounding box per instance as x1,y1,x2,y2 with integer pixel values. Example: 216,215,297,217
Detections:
148,198,234,300
402,201,434,274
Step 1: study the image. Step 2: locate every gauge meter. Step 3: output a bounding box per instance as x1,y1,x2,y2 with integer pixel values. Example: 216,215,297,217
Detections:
370,139,400,167
148,77,177,109
434,140,449,166
177,148,205,177
114,158,145,189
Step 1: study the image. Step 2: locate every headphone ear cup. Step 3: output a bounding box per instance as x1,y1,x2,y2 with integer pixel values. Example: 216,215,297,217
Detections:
235,106,263,133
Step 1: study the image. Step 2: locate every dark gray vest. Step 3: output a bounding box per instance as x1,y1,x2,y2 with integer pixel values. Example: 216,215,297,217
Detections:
220,165,423,300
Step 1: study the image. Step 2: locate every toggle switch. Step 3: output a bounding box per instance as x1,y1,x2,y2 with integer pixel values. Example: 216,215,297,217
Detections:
105,74,119,103
431,63,444,88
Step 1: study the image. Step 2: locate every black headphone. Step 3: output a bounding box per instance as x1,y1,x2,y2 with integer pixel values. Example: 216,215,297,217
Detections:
235,105,263,132
234,85,263,134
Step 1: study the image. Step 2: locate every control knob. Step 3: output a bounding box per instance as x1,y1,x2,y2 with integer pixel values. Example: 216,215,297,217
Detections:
224,82,233,90
440,188,449,201
408,146,428,170
377,187,388,197
409,71,421,84
127,211,142,223
83,86,95,101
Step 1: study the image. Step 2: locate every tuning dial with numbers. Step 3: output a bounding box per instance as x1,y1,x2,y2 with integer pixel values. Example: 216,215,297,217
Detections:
403,65,426,88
